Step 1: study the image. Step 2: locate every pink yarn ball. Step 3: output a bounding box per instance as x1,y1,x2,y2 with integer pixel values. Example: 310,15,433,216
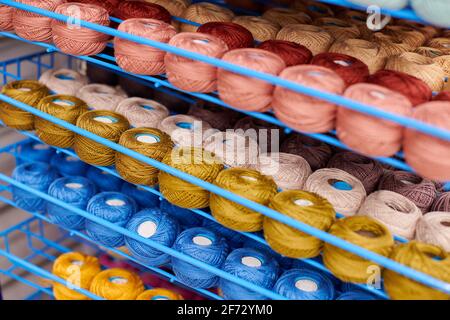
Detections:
0,4,14,31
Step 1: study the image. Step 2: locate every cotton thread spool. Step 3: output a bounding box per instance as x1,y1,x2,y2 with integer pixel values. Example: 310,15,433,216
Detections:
434,55,450,81
382,25,426,49
74,110,130,166
384,241,450,300
327,152,383,194
357,191,422,240
67,0,115,15
219,248,279,300
35,95,88,148
378,171,437,213
329,39,386,74
13,0,65,43
115,98,169,128
427,38,450,55
264,190,335,258
233,117,284,153
231,16,279,42
116,128,173,186
403,101,450,181
370,33,410,58
180,2,234,32
337,10,372,40
396,21,439,42
323,216,394,283
314,18,360,42
0,80,49,130
385,52,445,92
125,208,180,266
197,22,254,50
257,40,312,67
47,177,97,230
411,0,450,28
113,1,171,24
86,167,123,192
160,199,202,228
273,65,345,133
17,142,55,165
77,84,126,111
122,183,160,210
115,19,177,75
159,114,212,147
86,192,137,247
90,268,145,300
366,70,432,107
415,46,444,58
12,162,59,212
165,32,229,93
274,268,335,300
262,8,312,27
172,227,228,288
337,83,412,157
187,101,240,131
416,212,450,252
305,168,366,217
39,69,89,96
311,53,370,86
136,288,183,300
52,252,101,300
159,147,224,209
52,3,111,56
51,153,88,178
203,131,260,168
218,48,286,112
276,24,333,56
0,4,14,31
257,153,312,190
432,192,450,212
210,168,277,232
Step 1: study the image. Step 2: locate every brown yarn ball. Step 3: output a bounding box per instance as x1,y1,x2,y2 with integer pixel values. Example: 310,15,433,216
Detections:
370,33,410,58
262,8,312,27
281,134,333,171
327,151,383,194
234,117,285,153
378,171,437,213
431,192,450,212
314,17,360,41
382,25,426,49
187,101,240,131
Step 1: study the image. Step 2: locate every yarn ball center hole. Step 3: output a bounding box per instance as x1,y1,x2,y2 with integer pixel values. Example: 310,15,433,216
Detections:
65,182,83,189
241,256,262,268
53,99,75,107
193,39,210,45
33,144,49,150
369,90,387,100
441,220,450,227
386,202,409,214
329,179,353,191
355,229,377,238
241,175,258,182
176,122,193,130
94,116,118,124
333,59,352,67
106,198,126,207
109,276,128,285
141,104,155,111
152,295,170,300
135,133,160,144
137,221,157,238
71,260,83,266
295,278,318,292
193,235,213,246
17,87,32,92
55,74,75,81
294,198,314,207
307,71,326,77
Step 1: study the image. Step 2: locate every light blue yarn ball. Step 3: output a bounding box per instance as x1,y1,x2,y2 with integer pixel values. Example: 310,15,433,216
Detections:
160,199,201,228
16,141,55,165
274,268,336,300
125,208,180,266
202,218,245,248
47,176,97,230
219,247,279,300
411,0,450,28
347,0,408,10
86,192,137,247
336,290,378,300
291,258,342,288
86,166,123,192
50,153,89,177
242,238,292,271
12,162,59,212
121,183,160,210
172,227,229,289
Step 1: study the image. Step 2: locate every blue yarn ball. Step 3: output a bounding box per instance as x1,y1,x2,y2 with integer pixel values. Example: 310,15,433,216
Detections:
291,258,342,288
86,192,137,247
336,290,378,300
242,238,293,271
125,208,180,266
17,142,55,165
121,183,160,210
219,248,279,300
172,227,229,289
411,0,450,28
274,268,335,300
202,218,244,248
50,153,89,177
12,162,59,212
86,166,123,192
160,199,201,228
47,176,97,229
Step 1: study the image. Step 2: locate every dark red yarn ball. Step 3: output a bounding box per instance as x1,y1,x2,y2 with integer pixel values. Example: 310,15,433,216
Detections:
367,70,432,106
68,0,115,14
434,91,450,102
197,22,254,50
257,40,312,67
310,52,369,86
114,1,171,24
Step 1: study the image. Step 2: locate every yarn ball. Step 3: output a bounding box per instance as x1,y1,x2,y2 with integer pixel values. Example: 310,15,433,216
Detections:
241,238,292,271
197,22,254,50
274,268,335,300
366,70,432,106
50,153,88,178
411,0,450,28
125,208,180,266
187,101,241,131
12,162,59,212
378,170,437,213
218,48,286,112
76,84,127,111
336,291,378,300
86,167,123,192
281,134,333,171
39,69,89,96
434,91,450,102
403,101,450,181
431,192,450,212
160,199,202,228
327,151,383,193
314,17,360,42
142,0,190,18
210,168,278,232
67,0,115,15
201,219,245,249
232,16,279,42
114,1,171,23
47,176,97,230
311,53,369,86
219,248,279,300
416,211,450,252
90,268,145,300
276,24,333,56
0,4,13,31
121,183,160,210
115,97,169,128
382,25,426,49
257,40,312,67
273,65,346,133
17,141,55,165
86,192,137,247
370,33,410,58
172,227,229,288
262,8,312,27
158,114,213,147
180,2,234,32
136,288,183,300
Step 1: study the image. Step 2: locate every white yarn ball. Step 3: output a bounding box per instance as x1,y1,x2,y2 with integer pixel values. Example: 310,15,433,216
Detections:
158,114,214,147
77,84,127,111
39,68,88,95
416,211,450,251
115,97,169,128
